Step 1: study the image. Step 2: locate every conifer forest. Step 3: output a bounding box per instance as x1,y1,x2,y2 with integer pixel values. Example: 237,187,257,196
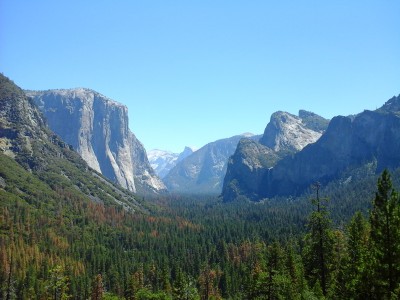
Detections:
1,155,400,299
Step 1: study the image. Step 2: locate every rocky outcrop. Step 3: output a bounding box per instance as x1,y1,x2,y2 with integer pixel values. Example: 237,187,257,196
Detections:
163,134,260,194
26,89,166,194
222,111,328,201
259,111,323,152
148,146,194,178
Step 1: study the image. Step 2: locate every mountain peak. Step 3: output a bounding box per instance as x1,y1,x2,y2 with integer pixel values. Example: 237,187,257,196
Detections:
179,146,195,158
240,132,255,137
378,94,400,114
259,111,322,152
148,146,194,178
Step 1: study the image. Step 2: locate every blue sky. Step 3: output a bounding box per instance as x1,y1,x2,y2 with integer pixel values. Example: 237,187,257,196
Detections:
1,1,399,153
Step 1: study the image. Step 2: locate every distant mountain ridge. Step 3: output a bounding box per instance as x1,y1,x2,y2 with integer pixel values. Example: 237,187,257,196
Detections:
222,110,329,201
148,146,194,178
262,96,400,198
222,95,400,202
26,88,166,194
163,133,261,194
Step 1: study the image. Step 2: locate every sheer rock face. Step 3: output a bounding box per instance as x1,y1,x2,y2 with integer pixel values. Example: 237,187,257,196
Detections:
26,89,166,194
222,111,328,202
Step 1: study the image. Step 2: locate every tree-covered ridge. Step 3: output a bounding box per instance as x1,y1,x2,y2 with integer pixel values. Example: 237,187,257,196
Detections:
298,110,330,133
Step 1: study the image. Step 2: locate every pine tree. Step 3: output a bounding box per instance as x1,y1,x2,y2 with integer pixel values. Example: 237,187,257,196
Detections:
344,211,372,299
198,265,222,300
173,269,199,300
303,182,334,297
285,244,303,298
369,170,400,298
126,267,145,300
47,265,71,300
4,230,16,300
265,242,284,299
4,250,15,300
161,265,172,295
172,268,186,300
328,230,347,299
91,274,104,300
126,274,137,300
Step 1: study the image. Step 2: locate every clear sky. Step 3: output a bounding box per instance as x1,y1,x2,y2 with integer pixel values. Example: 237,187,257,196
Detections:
1,1,399,153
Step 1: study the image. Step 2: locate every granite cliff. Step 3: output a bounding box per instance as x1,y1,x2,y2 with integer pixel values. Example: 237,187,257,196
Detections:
26,89,166,194
0,74,143,211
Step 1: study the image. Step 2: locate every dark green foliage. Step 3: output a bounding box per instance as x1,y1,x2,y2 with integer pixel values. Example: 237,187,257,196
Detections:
302,184,335,296
47,265,71,300
369,170,400,298
298,110,330,132
342,212,371,299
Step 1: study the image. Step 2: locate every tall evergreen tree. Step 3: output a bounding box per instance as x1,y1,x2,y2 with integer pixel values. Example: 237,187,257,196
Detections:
161,265,172,295
91,274,104,300
303,182,334,297
369,170,400,298
47,265,71,300
284,244,305,298
344,211,372,299
172,268,186,300
265,242,284,299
